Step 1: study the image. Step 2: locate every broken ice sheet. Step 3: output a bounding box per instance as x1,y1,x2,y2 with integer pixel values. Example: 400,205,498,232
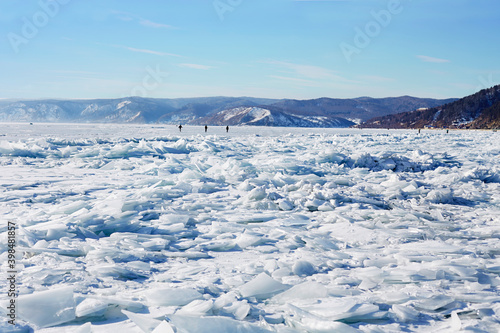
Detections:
414,294,455,312
75,298,109,318
17,287,76,328
287,298,382,323
144,287,203,306
152,321,175,333
391,304,420,322
176,299,214,316
221,300,251,320
122,309,166,333
168,315,273,333
238,272,289,299
285,304,362,333
272,281,328,303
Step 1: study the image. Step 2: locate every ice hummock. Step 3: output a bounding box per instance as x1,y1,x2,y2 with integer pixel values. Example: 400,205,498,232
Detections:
0,124,499,332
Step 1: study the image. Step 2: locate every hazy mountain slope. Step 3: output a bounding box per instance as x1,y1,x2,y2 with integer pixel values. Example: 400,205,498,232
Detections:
0,98,174,123
0,95,453,127
0,97,276,124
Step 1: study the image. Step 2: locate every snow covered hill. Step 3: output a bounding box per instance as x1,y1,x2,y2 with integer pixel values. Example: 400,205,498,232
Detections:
193,106,355,128
361,85,500,129
270,96,457,124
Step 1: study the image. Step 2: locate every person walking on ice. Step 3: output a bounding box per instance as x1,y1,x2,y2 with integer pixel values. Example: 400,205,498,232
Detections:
205,125,208,132
178,125,182,132
226,125,229,133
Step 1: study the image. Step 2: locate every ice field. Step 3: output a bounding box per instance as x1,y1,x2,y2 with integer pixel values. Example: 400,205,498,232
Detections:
1,123,499,332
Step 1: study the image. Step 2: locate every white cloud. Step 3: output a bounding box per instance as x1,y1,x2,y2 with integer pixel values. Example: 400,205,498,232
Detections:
106,43,182,57
179,63,214,70
263,60,359,85
124,46,181,57
111,11,176,29
139,19,174,29
417,55,450,63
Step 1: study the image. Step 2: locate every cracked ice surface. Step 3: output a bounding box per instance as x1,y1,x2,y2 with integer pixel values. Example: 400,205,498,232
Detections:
0,123,499,332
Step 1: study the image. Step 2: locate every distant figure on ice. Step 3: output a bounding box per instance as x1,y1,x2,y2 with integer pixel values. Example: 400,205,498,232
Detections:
205,125,208,132
226,126,229,133
418,128,421,134
178,124,182,132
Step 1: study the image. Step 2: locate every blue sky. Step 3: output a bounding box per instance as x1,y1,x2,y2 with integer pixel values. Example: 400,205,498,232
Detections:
1,0,499,100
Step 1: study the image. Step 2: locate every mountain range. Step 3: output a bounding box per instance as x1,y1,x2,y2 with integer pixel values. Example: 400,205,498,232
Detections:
0,96,456,128
360,85,500,129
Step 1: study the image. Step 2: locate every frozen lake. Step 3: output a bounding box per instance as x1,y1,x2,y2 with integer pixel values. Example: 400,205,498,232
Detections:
1,123,499,332
0,122,391,140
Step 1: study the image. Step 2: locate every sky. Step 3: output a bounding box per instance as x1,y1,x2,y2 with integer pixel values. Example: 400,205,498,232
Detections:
1,0,500,100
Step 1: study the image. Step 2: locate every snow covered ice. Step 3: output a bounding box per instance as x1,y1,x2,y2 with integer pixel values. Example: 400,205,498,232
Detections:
0,123,499,332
